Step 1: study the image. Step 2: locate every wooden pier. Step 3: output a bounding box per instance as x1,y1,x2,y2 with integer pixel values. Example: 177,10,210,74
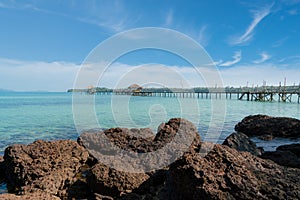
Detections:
112,84,300,103
69,83,300,104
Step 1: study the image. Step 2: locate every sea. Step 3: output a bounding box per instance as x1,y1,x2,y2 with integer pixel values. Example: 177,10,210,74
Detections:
0,91,300,193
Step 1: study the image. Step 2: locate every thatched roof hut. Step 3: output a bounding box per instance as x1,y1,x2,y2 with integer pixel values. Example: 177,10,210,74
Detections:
128,84,141,89
128,84,142,92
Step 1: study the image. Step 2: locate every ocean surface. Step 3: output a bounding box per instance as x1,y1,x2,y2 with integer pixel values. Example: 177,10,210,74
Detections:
0,91,300,193
0,92,300,154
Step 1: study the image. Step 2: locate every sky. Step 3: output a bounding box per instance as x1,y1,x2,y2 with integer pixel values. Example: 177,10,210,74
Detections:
0,0,300,91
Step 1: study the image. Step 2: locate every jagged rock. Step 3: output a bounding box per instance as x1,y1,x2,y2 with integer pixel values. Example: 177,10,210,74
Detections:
154,118,201,152
3,140,90,198
81,118,201,198
94,193,115,200
79,118,200,154
79,118,201,172
120,169,168,199
261,150,299,168
0,191,60,200
261,143,300,168
277,143,300,156
87,162,150,197
0,156,4,183
235,115,300,139
78,127,154,155
166,143,300,200
223,132,263,156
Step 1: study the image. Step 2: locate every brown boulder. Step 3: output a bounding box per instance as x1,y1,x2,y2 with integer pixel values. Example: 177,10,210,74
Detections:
87,162,150,197
261,143,300,168
167,143,300,200
3,140,90,198
235,115,300,139
277,143,300,156
81,118,201,198
79,118,201,172
0,191,60,200
223,132,263,156
261,150,299,168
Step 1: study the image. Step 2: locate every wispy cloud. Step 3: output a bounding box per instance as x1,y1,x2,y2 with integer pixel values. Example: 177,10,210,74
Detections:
163,9,173,27
272,36,289,47
219,51,242,67
288,9,298,15
230,3,273,45
281,0,300,5
197,25,209,46
253,52,271,64
0,1,133,32
278,55,300,63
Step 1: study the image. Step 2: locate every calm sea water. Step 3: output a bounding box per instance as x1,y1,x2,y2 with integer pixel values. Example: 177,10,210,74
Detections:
0,92,299,155
0,91,299,193
0,92,300,155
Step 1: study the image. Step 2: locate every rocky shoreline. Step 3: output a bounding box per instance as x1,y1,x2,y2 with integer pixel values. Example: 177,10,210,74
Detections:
0,115,300,199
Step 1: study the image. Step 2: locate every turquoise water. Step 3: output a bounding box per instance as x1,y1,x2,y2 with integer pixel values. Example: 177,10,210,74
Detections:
0,92,300,193
0,92,300,156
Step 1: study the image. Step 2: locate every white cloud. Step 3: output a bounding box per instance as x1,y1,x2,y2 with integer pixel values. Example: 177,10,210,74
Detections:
230,3,273,45
1,57,300,91
0,58,79,92
253,52,271,64
220,64,300,86
219,51,242,67
80,61,300,88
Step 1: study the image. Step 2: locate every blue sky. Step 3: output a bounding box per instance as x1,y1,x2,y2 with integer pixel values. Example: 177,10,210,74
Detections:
0,0,300,91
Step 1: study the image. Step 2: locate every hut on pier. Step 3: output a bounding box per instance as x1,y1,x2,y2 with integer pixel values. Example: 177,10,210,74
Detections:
128,84,142,95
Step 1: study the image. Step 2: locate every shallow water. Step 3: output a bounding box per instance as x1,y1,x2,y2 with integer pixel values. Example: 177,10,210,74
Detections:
0,92,299,155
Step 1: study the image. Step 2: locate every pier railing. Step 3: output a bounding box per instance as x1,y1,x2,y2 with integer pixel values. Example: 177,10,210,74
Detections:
68,86,300,103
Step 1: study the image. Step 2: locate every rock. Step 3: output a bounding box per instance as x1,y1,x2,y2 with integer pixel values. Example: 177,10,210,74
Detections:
79,118,201,172
0,191,60,200
154,118,201,152
0,156,4,183
86,162,150,197
257,135,274,141
235,114,300,139
277,143,300,156
261,143,300,168
261,150,300,168
223,132,263,156
3,140,90,198
166,143,300,200
116,169,168,199
81,118,201,198
78,127,154,155
93,193,115,200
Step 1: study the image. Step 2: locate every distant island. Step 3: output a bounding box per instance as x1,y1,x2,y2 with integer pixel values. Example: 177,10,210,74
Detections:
0,88,15,92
